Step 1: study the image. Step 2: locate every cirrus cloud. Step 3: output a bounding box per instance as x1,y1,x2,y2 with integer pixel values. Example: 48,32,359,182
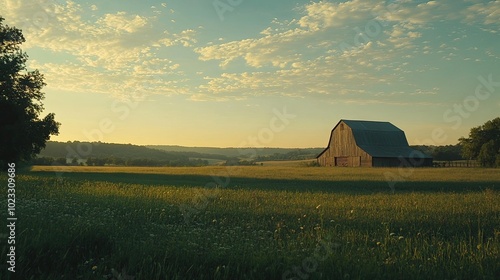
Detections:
1,0,197,98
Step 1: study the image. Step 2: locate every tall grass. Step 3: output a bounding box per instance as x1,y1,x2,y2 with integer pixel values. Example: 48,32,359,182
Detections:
0,167,499,279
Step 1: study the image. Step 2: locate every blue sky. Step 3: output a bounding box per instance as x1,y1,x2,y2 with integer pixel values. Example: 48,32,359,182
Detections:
2,0,499,147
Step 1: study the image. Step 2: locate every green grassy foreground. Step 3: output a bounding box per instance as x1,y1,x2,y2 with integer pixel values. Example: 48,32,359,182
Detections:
1,166,499,279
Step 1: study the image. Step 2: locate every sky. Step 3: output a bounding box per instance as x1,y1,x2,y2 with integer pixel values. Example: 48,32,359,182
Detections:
1,0,499,148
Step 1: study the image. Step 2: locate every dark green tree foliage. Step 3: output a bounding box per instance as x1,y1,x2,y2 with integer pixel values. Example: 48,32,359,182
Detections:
411,145,463,161
255,149,321,161
0,17,60,164
459,117,500,167
478,140,497,167
431,145,463,161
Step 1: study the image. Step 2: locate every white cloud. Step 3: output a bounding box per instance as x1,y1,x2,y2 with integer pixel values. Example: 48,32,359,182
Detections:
195,27,310,68
0,0,197,98
193,0,436,100
385,24,422,49
339,99,442,106
97,12,148,33
195,0,448,70
2,0,494,104
194,50,401,101
297,0,379,31
376,0,457,25
464,1,500,25
193,0,500,102
28,60,188,98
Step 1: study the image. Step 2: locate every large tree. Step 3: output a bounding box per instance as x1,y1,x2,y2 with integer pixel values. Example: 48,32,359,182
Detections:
459,117,500,167
0,17,60,165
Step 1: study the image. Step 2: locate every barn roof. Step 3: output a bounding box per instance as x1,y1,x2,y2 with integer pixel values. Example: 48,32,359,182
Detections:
318,120,432,159
344,120,431,158
342,120,403,132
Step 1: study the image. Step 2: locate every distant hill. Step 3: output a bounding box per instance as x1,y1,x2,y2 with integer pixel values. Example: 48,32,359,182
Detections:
39,142,323,163
147,145,324,159
40,141,183,161
38,141,228,164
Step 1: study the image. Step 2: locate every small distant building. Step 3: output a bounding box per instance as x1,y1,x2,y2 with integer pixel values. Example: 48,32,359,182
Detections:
317,120,432,167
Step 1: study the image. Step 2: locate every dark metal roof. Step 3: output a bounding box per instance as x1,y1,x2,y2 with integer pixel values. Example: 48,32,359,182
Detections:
342,120,403,132
343,120,431,158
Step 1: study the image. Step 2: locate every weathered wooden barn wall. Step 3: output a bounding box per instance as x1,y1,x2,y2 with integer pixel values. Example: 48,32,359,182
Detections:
317,121,372,167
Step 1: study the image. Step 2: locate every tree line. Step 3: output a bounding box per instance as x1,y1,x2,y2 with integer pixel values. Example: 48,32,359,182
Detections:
459,117,500,167
31,156,209,167
254,149,322,162
412,145,464,161
414,117,500,167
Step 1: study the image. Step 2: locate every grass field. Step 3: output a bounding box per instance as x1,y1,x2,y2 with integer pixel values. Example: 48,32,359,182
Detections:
257,160,315,167
1,166,499,279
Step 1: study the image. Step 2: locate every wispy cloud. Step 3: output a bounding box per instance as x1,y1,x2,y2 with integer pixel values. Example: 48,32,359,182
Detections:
463,1,500,26
2,0,196,98
2,0,498,103
190,0,499,101
193,0,443,100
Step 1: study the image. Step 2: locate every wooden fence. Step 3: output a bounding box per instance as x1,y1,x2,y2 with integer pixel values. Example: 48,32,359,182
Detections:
433,161,479,167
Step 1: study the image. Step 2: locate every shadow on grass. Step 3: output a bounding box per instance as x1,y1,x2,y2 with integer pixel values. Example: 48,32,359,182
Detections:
30,171,500,194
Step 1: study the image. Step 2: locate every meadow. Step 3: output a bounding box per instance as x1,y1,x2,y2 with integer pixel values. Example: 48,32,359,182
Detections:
1,166,499,279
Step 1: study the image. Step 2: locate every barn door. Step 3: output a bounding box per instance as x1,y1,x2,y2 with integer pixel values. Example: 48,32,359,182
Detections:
335,157,348,167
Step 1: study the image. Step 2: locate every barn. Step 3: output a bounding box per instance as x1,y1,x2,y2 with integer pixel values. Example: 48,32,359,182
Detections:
316,120,432,167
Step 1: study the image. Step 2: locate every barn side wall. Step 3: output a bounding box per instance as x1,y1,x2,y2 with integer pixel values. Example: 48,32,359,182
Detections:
317,149,332,166
372,157,403,167
318,121,372,167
